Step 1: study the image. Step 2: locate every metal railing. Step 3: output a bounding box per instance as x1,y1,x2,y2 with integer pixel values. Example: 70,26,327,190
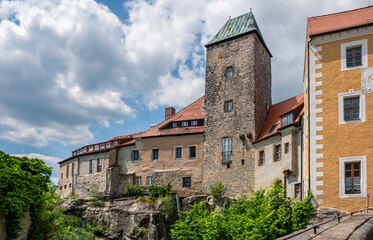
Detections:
277,208,373,240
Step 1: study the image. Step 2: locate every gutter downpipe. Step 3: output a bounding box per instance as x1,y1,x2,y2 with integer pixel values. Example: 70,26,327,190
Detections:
300,114,304,200
307,38,312,194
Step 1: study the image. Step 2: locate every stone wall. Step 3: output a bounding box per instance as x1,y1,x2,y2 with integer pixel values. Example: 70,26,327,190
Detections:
203,32,272,196
0,208,31,240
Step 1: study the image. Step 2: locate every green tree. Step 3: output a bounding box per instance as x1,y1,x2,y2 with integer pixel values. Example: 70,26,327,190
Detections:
0,151,52,239
171,178,315,240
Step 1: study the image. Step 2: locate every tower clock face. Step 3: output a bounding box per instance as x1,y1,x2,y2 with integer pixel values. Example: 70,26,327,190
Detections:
362,67,373,94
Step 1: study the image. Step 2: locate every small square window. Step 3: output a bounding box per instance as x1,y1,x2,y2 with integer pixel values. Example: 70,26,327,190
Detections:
136,176,142,186
152,149,159,160
285,143,289,154
241,160,245,165
89,146,94,151
132,150,139,162
147,176,153,185
175,147,182,159
95,145,99,150
226,67,233,78
259,150,265,166
113,141,118,145
274,145,281,162
100,144,105,149
97,158,102,172
191,120,198,126
106,142,111,148
189,146,196,159
224,101,233,112
172,122,178,128
294,183,301,198
182,121,188,127
183,177,191,187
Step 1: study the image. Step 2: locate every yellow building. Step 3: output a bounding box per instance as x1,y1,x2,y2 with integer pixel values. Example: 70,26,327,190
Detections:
304,7,373,212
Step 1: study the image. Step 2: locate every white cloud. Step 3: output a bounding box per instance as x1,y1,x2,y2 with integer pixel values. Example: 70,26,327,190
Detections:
0,0,368,147
12,153,63,184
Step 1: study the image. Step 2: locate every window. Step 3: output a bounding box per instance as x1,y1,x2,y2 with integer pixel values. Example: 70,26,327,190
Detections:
281,112,293,127
64,185,67,189
132,150,139,162
183,177,191,187
182,121,188,127
61,173,63,179
175,147,182,159
267,123,278,135
339,91,365,124
69,183,71,188
100,144,105,149
274,145,281,162
344,97,359,121
97,158,102,172
340,156,366,198
60,186,62,190
152,149,159,160
89,160,94,174
189,146,196,159
106,142,111,148
113,141,118,145
66,165,69,178
89,146,94,151
226,67,233,78
224,101,233,112
72,163,75,176
285,143,290,154
346,47,362,67
191,120,198,126
259,150,265,166
172,123,178,128
147,176,153,185
341,39,367,71
294,183,301,198
95,145,99,150
241,160,245,165
222,138,231,162
136,176,142,185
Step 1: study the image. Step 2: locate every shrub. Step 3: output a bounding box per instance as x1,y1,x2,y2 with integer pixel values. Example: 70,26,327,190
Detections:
138,196,147,203
124,184,143,197
160,195,177,222
149,182,173,199
209,182,227,198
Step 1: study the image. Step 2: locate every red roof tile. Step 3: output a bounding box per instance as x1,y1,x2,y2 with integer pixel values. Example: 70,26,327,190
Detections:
307,6,373,36
256,94,304,142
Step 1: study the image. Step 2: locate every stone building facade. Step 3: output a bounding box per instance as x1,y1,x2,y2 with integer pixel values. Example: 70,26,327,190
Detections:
58,11,304,200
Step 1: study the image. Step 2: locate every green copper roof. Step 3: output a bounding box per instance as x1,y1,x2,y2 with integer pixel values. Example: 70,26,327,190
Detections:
205,11,265,47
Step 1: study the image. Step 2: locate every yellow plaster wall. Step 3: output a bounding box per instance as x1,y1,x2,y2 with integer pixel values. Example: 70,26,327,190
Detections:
315,34,373,212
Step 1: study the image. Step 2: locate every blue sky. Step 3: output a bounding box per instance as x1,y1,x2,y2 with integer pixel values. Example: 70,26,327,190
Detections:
0,0,370,183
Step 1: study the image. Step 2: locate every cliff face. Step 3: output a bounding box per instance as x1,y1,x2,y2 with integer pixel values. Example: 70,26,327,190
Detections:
62,197,177,240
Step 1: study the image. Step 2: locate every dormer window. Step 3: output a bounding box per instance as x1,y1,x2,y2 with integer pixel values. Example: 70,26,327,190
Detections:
266,123,279,135
89,146,94,151
106,142,111,148
226,67,233,78
95,145,99,150
281,112,293,127
113,141,118,145
172,123,178,128
100,144,105,149
191,120,198,126
182,121,188,127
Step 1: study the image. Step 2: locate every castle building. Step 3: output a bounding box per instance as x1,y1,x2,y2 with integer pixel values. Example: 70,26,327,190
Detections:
304,6,373,212
58,11,304,200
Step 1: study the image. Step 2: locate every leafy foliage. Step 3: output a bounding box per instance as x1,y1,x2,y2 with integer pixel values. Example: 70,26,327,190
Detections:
209,182,227,198
0,151,52,239
171,178,315,240
160,195,177,222
123,184,144,197
149,182,174,198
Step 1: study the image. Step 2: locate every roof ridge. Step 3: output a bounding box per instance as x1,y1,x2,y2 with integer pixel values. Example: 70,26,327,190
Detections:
308,5,373,19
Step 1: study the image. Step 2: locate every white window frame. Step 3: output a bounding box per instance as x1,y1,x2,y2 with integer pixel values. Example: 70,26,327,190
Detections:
100,144,105,149
338,91,365,124
341,39,367,71
146,176,153,185
191,120,198,126
172,122,178,128
136,176,142,185
89,146,94,151
94,145,99,150
339,156,367,198
182,121,188,127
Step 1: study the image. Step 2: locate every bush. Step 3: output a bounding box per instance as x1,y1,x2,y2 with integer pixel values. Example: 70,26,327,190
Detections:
149,182,174,199
171,178,315,240
124,184,143,197
209,182,227,198
160,195,177,222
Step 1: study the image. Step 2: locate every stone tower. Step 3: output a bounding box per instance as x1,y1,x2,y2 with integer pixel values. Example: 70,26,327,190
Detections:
203,11,272,196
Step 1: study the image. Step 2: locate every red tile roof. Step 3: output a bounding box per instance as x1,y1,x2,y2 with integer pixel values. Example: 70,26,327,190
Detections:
307,6,373,36
136,96,205,138
256,94,304,142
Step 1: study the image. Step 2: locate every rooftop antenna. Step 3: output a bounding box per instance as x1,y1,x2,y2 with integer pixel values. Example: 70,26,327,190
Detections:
229,16,231,20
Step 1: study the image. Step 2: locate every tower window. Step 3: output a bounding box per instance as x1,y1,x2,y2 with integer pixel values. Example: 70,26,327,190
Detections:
226,67,233,78
222,138,231,162
259,150,265,166
224,101,233,112
346,47,362,67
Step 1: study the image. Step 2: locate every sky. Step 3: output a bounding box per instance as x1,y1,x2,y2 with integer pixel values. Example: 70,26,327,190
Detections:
0,0,371,183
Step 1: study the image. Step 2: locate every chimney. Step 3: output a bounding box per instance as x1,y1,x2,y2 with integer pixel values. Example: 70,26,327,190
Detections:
165,107,175,119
